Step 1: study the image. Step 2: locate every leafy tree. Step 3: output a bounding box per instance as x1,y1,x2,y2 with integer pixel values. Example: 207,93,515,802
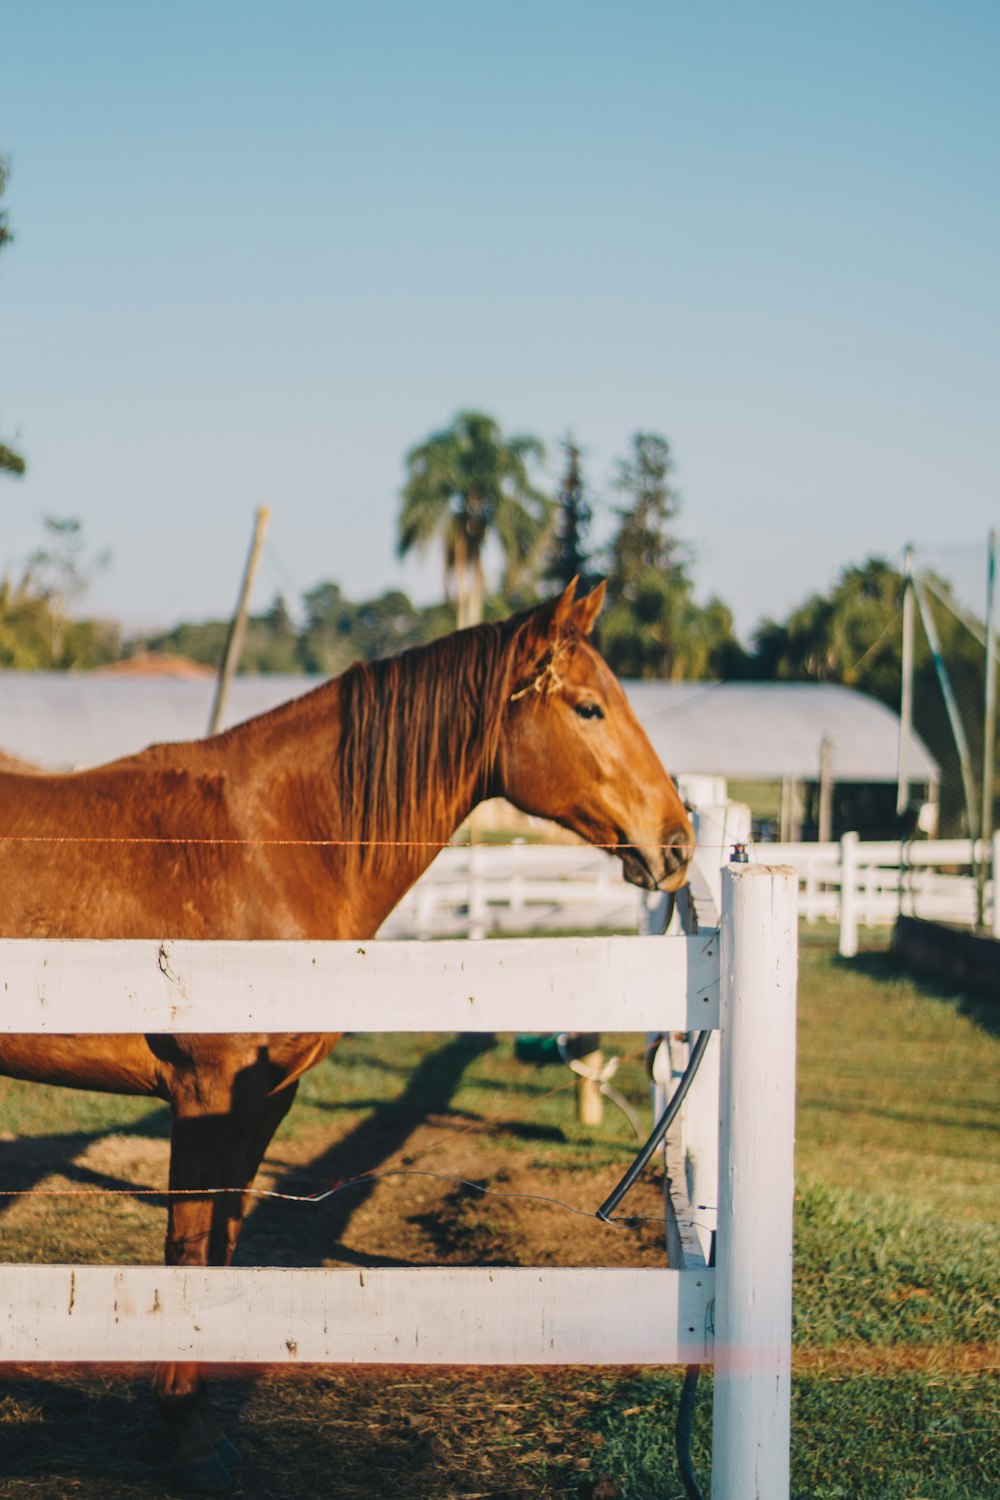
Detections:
600,432,744,679
299,582,452,674
0,517,119,668
542,434,593,594
752,557,905,702
750,556,989,835
398,410,551,627
0,154,26,478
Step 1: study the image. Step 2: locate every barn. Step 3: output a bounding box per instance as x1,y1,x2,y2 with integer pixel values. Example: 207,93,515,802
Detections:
0,670,938,841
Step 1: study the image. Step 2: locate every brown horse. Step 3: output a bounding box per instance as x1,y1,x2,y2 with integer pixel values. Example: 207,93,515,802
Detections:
0,579,693,1493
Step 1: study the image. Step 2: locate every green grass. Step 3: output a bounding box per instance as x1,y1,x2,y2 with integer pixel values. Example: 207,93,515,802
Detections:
796,936,998,1223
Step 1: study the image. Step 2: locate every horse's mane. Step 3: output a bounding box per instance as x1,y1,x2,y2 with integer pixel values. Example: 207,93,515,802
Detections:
336,616,524,865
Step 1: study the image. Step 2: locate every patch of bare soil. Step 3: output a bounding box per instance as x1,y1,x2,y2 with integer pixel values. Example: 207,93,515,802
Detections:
240,1114,668,1273
0,1082,669,1497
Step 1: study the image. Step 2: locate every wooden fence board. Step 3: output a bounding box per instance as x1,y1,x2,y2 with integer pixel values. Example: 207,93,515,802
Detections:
0,934,719,1034
0,1265,715,1366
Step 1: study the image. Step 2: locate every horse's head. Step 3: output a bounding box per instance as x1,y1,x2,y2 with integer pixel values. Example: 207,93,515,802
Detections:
499,580,695,892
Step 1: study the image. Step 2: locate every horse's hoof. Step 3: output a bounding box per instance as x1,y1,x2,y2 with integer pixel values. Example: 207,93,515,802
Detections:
214,1436,244,1471
170,1451,235,1494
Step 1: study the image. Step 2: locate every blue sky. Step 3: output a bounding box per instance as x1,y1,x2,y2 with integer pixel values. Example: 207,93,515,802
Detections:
1,0,997,642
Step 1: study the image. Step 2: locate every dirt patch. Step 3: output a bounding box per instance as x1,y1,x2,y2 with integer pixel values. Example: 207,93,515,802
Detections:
0,1056,672,1498
241,1115,669,1273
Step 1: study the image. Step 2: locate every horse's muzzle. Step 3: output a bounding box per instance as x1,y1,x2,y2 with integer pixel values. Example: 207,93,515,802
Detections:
619,825,694,892
657,823,695,892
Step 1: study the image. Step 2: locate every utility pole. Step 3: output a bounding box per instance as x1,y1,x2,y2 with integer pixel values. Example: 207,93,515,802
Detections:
979,529,997,929
896,546,915,821
208,507,271,737
818,736,834,843
913,577,979,845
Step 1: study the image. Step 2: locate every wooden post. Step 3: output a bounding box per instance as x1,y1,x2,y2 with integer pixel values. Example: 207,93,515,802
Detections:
979,529,997,929
818,735,834,844
208,506,270,737
575,1044,604,1127
897,546,915,817
712,863,797,1500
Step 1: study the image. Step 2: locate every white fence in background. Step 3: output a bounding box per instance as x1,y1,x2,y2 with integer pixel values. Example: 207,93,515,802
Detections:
764,833,997,956
0,858,798,1500
381,831,998,958
378,843,644,939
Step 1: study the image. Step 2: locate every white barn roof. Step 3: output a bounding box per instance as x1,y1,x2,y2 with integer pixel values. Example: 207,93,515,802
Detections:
624,680,938,784
0,673,938,785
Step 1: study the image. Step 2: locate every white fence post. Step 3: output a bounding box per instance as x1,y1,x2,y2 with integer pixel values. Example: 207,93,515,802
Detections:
676,798,751,1262
712,863,797,1500
993,831,1000,939
839,830,859,957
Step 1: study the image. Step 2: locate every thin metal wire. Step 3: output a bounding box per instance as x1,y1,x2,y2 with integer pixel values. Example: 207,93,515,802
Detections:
0,1169,703,1236
0,834,705,848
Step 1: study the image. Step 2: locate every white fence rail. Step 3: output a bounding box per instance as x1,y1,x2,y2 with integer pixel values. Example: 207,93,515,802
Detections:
378,843,644,938
0,864,798,1500
383,832,998,959
762,832,996,956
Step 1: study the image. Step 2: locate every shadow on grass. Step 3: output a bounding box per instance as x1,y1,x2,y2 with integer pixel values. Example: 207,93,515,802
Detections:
834,948,1000,1038
0,1106,174,1223
239,1032,501,1269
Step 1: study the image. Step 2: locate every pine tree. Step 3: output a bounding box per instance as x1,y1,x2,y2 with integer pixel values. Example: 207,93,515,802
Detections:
543,435,593,593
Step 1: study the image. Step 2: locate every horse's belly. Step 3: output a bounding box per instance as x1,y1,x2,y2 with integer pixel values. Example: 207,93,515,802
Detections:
0,1034,163,1097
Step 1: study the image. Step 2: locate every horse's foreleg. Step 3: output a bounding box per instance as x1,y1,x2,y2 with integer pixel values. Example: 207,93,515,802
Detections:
154,1082,299,1494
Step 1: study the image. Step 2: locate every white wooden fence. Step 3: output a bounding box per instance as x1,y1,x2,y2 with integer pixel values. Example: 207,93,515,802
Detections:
764,832,997,956
378,842,645,938
0,862,797,1500
381,831,998,961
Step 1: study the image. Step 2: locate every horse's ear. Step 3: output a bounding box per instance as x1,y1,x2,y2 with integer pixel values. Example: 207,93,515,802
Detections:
572,579,606,637
525,578,579,648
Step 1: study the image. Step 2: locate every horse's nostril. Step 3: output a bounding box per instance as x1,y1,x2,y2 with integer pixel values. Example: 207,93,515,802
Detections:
664,828,694,870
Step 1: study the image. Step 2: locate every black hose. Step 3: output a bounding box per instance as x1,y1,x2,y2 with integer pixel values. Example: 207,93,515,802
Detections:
596,1032,714,1499
676,1364,705,1500
596,1029,712,1223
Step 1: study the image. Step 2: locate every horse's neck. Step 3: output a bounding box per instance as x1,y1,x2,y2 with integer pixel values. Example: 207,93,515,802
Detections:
244,675,487,929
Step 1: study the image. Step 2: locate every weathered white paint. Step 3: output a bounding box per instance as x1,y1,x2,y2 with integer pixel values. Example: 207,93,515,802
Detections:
0,934,719,1035
0,1264,714,1365
712,863,798,1500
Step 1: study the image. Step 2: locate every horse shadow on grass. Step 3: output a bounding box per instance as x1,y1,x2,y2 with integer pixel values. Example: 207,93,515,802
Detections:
0,1107,174,1227
0,1035,564,1497
239,1033,565,1270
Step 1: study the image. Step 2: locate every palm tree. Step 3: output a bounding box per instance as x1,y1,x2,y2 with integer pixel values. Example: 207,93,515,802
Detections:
398,411,551,627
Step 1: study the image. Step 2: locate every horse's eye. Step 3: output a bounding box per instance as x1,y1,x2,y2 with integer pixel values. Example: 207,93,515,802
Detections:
574,701,605,721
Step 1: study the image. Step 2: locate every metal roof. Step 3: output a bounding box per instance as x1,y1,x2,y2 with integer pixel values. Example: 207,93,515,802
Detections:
625,680,939,784
0,673,938,785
